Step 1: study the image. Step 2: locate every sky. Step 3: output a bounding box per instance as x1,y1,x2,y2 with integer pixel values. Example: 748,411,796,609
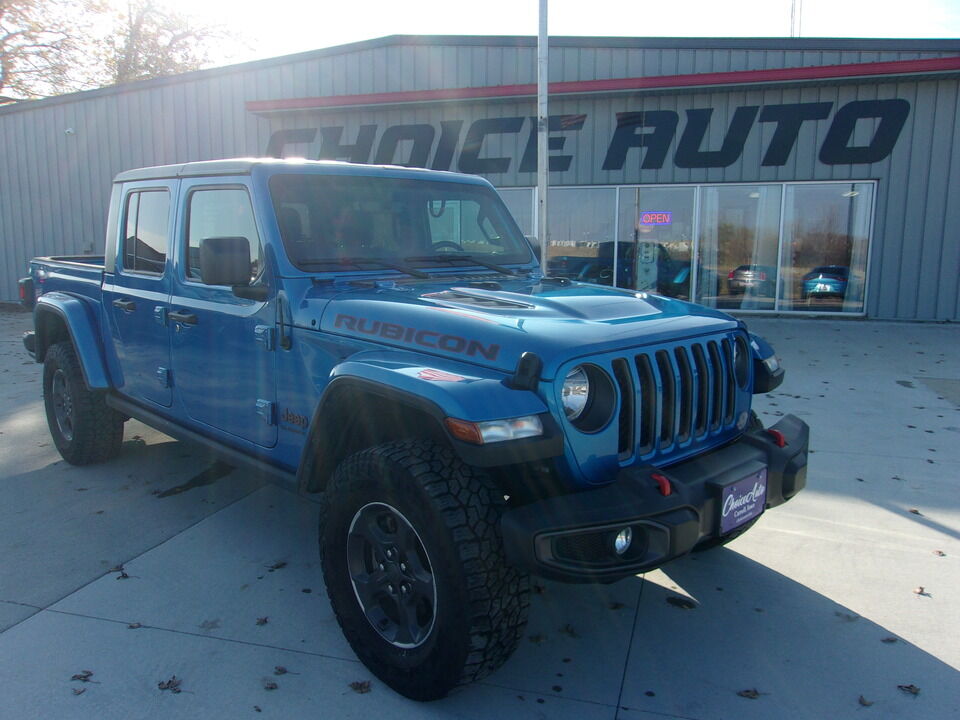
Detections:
149,0,960,69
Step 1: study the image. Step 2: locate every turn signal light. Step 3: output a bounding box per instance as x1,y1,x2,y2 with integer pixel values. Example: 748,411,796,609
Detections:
445,415,544,445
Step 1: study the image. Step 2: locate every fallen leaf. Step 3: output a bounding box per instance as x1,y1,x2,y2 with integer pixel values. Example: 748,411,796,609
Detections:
737,688,761,699
858,695,874,707
881,636,898,644
254,707,261,713
898,684,920,696
71,670,94,683
908,508,922,516
111,564,130,580
266,561,287,571
559,623,579,638
256,617,269,626
263,681,278,691
609,601,625,610
913,586,929,597
72,688,86,696
158,676,182,693
666,596,697,610
127,622,142,629
834,611,860,622
273,665,299,676
933,550,946,557
349,680,371,694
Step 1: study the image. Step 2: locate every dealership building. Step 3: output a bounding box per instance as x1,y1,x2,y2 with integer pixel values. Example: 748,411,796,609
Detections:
1,35,959,320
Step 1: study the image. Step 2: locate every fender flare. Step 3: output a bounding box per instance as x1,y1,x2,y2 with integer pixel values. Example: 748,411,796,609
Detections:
34,292,111,389
295,361,561,493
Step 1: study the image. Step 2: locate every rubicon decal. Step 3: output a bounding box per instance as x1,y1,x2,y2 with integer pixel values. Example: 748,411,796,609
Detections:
334,314,500,361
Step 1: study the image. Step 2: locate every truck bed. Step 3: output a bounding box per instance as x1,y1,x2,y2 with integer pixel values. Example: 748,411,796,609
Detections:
30,256,105,301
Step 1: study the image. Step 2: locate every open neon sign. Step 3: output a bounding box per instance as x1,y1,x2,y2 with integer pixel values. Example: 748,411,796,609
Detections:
639,211,672,226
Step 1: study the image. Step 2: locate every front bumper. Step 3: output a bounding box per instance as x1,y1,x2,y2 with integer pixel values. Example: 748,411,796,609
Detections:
501,414,809,583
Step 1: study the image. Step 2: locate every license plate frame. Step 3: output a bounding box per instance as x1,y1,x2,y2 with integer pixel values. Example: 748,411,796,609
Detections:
719,467,768,534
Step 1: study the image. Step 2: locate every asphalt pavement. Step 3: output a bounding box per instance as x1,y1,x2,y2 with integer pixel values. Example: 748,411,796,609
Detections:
0,307,957,719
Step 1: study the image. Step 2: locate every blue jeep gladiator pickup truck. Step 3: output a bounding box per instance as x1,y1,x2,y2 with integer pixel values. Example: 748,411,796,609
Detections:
20,159,808,700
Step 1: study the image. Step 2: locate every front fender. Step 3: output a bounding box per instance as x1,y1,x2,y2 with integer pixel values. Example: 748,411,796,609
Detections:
34,292,110,389
296,351,562,492
330,353,548,422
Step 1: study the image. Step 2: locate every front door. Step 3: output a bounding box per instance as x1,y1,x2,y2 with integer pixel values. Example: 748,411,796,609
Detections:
103,182,175,407
168,180,277,448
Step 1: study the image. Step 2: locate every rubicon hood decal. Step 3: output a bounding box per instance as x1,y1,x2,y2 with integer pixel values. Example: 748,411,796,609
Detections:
333,313,500,361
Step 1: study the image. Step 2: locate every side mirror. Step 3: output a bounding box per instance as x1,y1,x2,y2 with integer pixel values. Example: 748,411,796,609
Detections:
199,236,252,286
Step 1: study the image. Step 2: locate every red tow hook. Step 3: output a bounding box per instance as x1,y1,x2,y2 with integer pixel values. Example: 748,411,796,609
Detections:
765,429,788,448
652,472,672,496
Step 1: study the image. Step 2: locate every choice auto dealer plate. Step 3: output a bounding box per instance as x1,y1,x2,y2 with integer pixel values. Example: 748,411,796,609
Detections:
720,468,768,534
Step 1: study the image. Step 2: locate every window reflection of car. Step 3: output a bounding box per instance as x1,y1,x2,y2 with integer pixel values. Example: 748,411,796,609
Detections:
569,242,690,298
546,255,595,279
801,265,849,299
727,265,776,296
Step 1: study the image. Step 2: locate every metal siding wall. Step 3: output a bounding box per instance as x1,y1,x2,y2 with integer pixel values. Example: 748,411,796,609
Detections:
1,39,958,318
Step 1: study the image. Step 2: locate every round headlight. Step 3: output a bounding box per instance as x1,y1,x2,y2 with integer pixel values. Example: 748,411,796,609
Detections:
561,366,590,420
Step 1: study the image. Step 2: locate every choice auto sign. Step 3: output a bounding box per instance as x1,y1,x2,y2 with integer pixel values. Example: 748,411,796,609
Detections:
262,99,910,173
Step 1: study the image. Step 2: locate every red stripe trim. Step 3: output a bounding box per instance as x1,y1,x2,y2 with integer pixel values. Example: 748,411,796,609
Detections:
246,55,960,113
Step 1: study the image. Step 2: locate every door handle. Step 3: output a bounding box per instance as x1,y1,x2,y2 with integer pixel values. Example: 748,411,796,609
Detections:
112,298,136,311
168,310,198,325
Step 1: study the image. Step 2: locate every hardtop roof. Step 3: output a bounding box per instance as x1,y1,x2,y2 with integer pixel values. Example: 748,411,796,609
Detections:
113,158,489,185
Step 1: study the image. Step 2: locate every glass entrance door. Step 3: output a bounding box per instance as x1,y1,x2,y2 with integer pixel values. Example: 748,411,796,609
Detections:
615,186,695,298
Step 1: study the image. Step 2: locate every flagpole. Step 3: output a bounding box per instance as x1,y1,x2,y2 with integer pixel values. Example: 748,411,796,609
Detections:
537,0,549,268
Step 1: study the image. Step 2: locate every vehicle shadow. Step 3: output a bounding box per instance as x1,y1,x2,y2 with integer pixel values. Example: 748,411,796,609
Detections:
619,548,959,719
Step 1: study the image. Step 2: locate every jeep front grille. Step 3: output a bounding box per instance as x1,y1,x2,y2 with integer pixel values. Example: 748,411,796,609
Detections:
615,337,740,460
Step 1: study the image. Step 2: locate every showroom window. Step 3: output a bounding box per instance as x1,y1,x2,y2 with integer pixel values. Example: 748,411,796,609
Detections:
511,180,875,314
542,187,616,282
779,183,873,313
696,185,783,310
497,188,534,237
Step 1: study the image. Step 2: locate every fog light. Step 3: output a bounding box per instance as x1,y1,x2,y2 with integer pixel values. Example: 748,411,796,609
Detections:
613,527,633,556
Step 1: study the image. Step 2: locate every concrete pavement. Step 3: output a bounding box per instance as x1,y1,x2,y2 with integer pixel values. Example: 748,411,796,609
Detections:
1,308,957,719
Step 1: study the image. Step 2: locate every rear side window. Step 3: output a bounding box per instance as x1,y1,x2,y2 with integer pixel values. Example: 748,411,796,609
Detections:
122,190,170,274
186,188,261,282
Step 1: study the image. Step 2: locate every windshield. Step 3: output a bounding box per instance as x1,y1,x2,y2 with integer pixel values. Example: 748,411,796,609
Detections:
269,174,533,271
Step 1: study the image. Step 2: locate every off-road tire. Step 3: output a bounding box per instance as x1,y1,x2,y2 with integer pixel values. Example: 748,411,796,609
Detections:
43,341,124,465
318,439,530,701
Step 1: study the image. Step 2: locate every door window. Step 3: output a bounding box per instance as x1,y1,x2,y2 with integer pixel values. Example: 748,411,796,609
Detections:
121,190,170,275
186,188,262,283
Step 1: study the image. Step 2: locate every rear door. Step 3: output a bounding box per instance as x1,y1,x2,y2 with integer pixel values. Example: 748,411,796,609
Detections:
103,181,175,407
168,179,278,448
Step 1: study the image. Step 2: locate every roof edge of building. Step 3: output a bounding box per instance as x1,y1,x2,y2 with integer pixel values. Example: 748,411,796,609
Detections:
3,34,960,117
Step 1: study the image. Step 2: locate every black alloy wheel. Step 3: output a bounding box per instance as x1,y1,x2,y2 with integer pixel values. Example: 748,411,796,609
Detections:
346,502,437,649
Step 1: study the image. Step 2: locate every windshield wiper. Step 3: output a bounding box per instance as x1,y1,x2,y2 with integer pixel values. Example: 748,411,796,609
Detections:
298,256,431,279
404,254,519,277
